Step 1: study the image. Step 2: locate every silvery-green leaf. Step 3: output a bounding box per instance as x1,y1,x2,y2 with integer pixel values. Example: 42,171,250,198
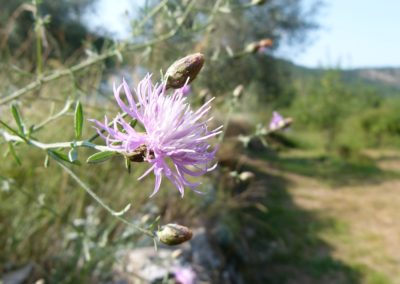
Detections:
86,151,116,164
74,101,83,139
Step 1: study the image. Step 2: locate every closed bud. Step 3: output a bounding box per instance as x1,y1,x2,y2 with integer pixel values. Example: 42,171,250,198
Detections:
251,0,266,5
245,42,260,53
233,84,244,98
239,171,255,183
165,53,205,89
258,38,273,48
157,224,193,246
245,39,273,54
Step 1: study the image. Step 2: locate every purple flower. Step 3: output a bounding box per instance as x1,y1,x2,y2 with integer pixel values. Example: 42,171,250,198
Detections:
174,266,196,284
269,111,285,131
91,74,222,197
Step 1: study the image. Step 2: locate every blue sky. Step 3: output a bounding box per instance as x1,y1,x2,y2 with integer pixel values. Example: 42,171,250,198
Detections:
88,0,400,68
292,0,400,68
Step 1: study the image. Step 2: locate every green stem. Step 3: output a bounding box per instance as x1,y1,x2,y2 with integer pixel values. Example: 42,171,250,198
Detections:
134,0,169,34
0,49,119,105
218,97,238,143
1,131,110,151
56,160,154,237
31,100,72,133
36,25,43,76
0,0,197,105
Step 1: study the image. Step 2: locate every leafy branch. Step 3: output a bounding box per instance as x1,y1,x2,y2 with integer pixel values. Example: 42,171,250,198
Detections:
0,0,199,105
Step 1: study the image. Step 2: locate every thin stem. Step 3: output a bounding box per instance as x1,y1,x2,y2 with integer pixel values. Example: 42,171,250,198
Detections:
31,100,73,133
0,0,197,106
56,160,154,237
1,130,115,153
15,185,82,233
0,49,119,105
35,25,43,76
134,0,169,34
218,97,238,143
33,0,43,77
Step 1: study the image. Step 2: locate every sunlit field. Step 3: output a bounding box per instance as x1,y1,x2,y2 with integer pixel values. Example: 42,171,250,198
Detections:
1,1,400,283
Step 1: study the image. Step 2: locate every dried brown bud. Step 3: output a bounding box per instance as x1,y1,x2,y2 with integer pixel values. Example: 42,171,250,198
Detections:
258,38,273,48
165,53,205,89
245,39,273,54
157,224,193,246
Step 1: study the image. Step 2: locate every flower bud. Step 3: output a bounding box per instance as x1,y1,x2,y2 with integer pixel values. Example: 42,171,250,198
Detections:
251,0,266,5
165,53,205,89
258,38,273,49
245,39,273,54
156,224,193,246
245,42,260,53
233,84,244,98
239,171,255,183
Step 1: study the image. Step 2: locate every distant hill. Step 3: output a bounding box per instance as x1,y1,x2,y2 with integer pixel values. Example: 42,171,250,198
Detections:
278,58,400,96
344,68,400,91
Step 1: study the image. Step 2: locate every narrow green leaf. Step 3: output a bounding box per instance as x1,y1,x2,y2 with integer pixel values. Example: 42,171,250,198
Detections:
3,148,9,158
68,148,78,162
83,238,91,262
49,150,81,165
74,101,83,139
11,103,25,135
8,142,21,165
0,120,27,142
44,154,50,168
153,238,158,252
124,156,131,173
129,119,137,128
148,215,161,231
86,151,116,164
111,203,131,216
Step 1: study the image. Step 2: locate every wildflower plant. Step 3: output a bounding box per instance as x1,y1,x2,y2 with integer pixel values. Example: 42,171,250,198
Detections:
0,52,222,246
91,74,222,197
0,0,308,281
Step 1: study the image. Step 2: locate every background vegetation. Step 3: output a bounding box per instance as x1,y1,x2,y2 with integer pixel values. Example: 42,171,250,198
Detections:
1,0,400,283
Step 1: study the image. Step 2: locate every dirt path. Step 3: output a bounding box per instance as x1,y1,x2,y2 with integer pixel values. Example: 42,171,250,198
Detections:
240,151,400,284
290,178,400,283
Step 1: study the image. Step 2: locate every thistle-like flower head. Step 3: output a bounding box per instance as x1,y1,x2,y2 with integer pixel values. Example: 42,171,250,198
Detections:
91,74,222,197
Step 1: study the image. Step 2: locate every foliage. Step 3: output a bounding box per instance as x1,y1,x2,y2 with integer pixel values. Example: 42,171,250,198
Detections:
290,68,400,152
9,0,400,283
0,0,100,62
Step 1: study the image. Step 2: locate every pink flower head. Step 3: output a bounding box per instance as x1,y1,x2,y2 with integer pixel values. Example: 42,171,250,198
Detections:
91,74,222,197
269,111,285,131
174,266,196,284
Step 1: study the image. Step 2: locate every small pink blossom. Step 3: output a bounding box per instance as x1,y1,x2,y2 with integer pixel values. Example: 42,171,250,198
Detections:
174,266,196,284
269,111,285,131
